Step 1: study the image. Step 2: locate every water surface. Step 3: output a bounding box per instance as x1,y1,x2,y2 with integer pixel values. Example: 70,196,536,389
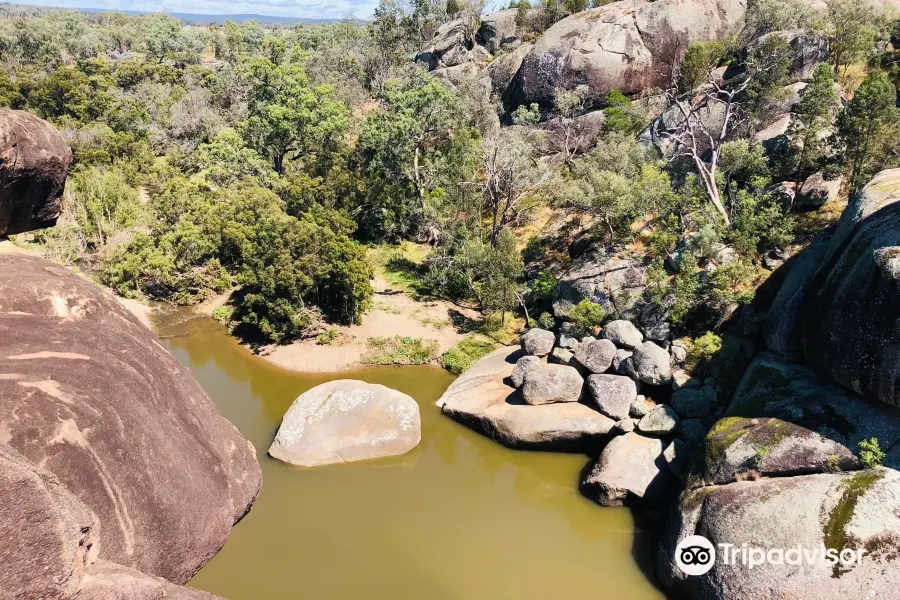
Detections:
156,313,666,600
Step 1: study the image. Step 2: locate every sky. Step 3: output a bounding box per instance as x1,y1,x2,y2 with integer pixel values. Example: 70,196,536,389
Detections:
19,0,382,20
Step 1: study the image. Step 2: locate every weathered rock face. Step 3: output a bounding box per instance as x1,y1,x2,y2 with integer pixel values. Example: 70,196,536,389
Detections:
522,364,585,405
0,443,98,600
580,432,675,506
487,42,533,95
763,229,833,359
78,560,225,600
639,405,680,435
437,347,614,450
799,169,900,407
0,254,262,584
510,0,746,108
269,380,421,467
0,109,73,235
660,468,900,600
690,353,900,487
751,30,828,83
511,354,542,387
555,249,650,323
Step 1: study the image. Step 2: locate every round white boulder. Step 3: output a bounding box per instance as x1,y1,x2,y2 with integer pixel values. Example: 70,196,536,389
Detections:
269,380,421,467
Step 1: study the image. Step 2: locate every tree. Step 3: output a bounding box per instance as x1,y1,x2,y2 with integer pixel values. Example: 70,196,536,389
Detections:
826,0,885,78
482,127,551,246
787,62,839,183
240,58,349,173
662,37,791,227
835,71,900,190
546,84,592,167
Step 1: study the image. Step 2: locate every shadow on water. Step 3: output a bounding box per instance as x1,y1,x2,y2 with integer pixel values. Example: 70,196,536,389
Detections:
155,310,670,600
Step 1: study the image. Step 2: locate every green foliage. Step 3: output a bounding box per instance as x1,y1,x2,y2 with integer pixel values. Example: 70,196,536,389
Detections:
826,0,887,76
537,311,555,330
678,41,727,94
672,252,700,326
67,164,142,248
602,89,644,135
836,71,900,191
569,299,605,331
240,58,349,174
441,335,498,374
316,328,342,345
788,63,840,179
531,271,557,303
211,305,235,324
858,437,886,468
691,332,722,360
743,0,812,39
365,336,439,365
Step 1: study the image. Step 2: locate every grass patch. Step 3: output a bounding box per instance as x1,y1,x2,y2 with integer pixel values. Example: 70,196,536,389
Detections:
364,336,439,365
441,335,499,374
211,305,235,324
373,300,402,314
369,242,432,296
471,312,525,345
316,328,352,346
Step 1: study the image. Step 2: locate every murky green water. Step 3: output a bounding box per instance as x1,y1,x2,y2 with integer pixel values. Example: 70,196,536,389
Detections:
155,313,665,600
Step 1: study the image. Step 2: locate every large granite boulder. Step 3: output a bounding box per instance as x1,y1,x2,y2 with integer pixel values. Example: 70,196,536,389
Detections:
586,374,637,420
0,443,98,600
660,468,900,599
0,254,262,584
795,171,843,208
269,380,421,467
631,341,673,385
574,338,617,374
601,319,644,349
510,0,745,108
690,353,900,488
437,347,615,451
520,327,556,356
0,109,72,235
799,168,900,407
416,19,490,69
580,432,675,506
477,9,522,53
522,364,585,405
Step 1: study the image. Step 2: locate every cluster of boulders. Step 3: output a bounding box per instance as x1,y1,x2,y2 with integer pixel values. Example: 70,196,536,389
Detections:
0,111,261,600
418,0,746,113
439,316,725,509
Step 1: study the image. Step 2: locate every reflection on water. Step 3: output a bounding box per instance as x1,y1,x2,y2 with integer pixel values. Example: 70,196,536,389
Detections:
156,312,666,600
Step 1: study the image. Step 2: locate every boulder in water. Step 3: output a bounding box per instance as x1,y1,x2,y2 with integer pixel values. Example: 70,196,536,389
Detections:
580,432,675,506
269,380,421,467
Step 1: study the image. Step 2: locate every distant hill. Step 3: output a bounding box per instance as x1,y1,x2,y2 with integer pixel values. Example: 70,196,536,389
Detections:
15,4,353,25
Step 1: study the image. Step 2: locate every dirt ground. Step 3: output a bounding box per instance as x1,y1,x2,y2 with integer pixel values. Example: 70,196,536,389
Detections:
250,274,481,372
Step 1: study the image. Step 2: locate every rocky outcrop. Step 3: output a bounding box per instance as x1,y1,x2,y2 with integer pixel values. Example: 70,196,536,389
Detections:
509,0,746,108
437,347,615,450
630,341,673,385
0,254,262,584
799,168,900,407
587,374,637,420
522,364,585,404
78,561,225,600
487,42,533,95
751,30,828,83
416,19,490,69
689,353,900,487
574,338,617,374
554,249,650,322
477,9,522,53
0,109,72,235
269,380,421,467
520,327,556,356
0,443,98,600
660,468,900,599
601,319,644,349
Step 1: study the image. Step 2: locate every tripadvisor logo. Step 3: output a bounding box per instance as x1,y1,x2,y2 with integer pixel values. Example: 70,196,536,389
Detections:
675,535,716,576
674,535,868,576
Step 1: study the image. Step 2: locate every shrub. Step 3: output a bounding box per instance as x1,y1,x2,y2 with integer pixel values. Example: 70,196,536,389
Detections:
316,329,341,345
684,331,722,373
211,305,235,324
859,438,885,468
537,311,555,330
364,336,439,365
441,336,498,374
531,271,557,304
569,299,605,331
